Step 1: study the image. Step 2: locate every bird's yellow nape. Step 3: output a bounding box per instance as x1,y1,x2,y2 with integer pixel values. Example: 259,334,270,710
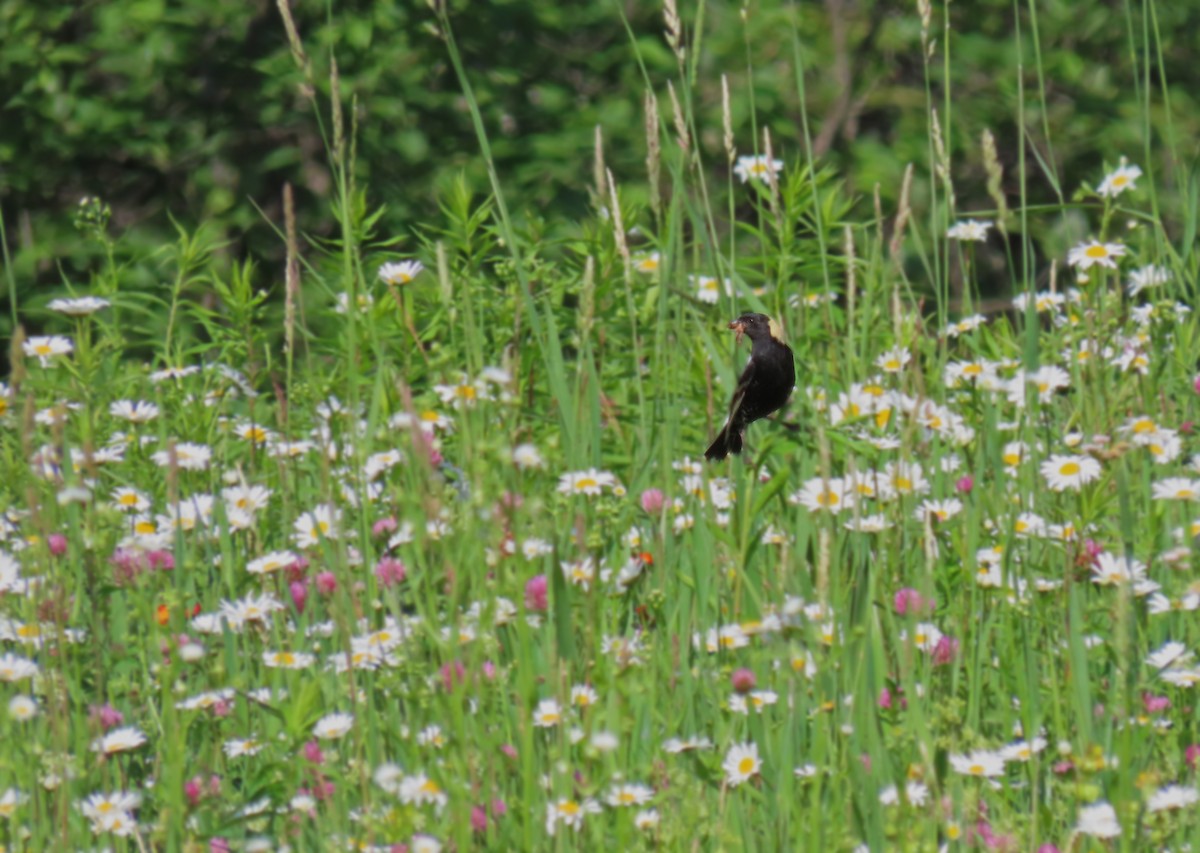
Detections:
768,317,784,342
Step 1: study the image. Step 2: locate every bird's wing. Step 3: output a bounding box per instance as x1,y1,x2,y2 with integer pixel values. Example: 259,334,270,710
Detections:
727,357,757,421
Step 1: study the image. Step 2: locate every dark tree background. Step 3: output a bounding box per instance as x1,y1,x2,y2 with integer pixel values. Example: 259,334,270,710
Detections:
3,0,1197,336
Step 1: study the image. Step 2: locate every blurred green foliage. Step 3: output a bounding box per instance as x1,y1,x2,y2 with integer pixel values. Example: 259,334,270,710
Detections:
3,0,1199,339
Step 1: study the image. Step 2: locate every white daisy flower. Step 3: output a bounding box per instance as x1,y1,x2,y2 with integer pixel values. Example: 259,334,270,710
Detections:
1075,801,1121,838
91,726,148,755
722,741,762,787
109,400,159,423
1096,160,1141,198
1147,784,1199,813
733,154,783,183
378,260,424,286
949,750,1006,778
1067,240,1126,270
48,296,109,315
946,220,993,241
312,712,354,740
1040,454,1102,491
22,336,73,366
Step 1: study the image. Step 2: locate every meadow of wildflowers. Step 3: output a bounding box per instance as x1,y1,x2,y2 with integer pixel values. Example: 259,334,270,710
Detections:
3,2,1200,852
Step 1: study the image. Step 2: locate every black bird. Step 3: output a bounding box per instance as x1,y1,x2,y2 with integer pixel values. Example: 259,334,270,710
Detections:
705,313,795,461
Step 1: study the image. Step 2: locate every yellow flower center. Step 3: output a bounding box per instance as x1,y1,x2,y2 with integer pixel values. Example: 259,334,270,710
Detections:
34,344,52,356
1003,453,1020,466
1059,462,1080,476
1113,175,1129,187
962,364,983,376
1085,245,1108,259
969,764,985,775
816,491,840,507
575,478,597,491
559,801,580,816
738,757,756,774
276,653,295,666
456,385,476,399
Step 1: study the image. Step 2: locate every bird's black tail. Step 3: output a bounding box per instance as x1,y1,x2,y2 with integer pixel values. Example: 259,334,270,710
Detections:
705,424,743,461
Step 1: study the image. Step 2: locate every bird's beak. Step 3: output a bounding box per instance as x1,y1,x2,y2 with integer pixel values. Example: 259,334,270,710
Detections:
729,319,745,345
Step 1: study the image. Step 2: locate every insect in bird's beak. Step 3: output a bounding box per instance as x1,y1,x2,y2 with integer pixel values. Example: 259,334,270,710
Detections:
729,319,746,345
